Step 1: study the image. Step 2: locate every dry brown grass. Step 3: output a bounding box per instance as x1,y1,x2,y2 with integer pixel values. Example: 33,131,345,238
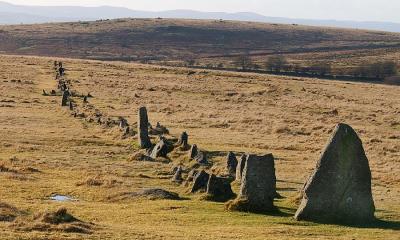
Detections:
0,54,399,239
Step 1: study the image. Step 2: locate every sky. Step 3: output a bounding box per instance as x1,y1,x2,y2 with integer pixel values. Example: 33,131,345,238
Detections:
4,0,400,23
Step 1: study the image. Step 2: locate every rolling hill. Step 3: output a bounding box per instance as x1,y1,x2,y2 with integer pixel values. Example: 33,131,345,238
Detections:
0,18,399,77
1,1,400,32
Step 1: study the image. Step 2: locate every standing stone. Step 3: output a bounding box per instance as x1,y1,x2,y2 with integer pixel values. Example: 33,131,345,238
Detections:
187,169,199,182
119,118,128,130
234,154,276,212
172,166,183,183
69,101,74,111
194,151,208,165
188,144,198,159
226,152,238,177
61,91,69,106
191,170,210,193
138,107,152,149
150,138,169,159
177,132,189,150
206,174,235,202
236,154,247,182
295,123,375,223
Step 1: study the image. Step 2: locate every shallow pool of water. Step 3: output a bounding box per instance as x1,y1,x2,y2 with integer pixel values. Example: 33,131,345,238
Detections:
49,195,77,202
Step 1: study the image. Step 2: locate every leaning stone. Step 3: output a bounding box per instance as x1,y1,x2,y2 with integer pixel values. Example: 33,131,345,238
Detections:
294,123,375,224
226,152,238,177
138,107,152,149
206,174,235,202
229,154,276,212
191,170,210,193
150,138,169,159
236,154,247,182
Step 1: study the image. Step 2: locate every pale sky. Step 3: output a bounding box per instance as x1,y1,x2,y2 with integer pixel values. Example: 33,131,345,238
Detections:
4,0,400,23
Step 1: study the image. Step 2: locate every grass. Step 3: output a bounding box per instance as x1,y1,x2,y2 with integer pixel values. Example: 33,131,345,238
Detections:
0,54,399,239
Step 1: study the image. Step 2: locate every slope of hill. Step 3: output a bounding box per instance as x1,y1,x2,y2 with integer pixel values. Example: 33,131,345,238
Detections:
0,54,399,239
1,1,400,32
0,18,400,76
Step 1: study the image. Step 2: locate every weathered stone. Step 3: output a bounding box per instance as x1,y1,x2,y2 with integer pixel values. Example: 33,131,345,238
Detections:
236,154,247,182
172,166,183,183
150,139,169,159
149,122,169,135
194,151,208,165
61,91,69,106
236,154,276,212
177,131,189,150
83,96,88,103
226,152,238,177
188,144,198,159
138,107,152,149
295,123,375,223
191,170,210,193
206,174,235,202
69,101,74,111
187,169,199,182
119,118,128,130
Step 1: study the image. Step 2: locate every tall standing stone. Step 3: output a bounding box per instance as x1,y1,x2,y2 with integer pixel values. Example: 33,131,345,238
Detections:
234,154,276,212
295,123,375,223
236,154,247,182
61,91,69,106
138,107,152,149
226,152,238,177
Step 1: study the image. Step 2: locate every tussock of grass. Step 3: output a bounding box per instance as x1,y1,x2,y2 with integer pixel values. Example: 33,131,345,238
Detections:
76,175,122,187
12,208,94,234
0,202,20,222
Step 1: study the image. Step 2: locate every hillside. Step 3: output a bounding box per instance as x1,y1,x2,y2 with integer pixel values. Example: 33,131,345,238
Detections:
0,54,399,239
0,18,400,76
1,1,400,32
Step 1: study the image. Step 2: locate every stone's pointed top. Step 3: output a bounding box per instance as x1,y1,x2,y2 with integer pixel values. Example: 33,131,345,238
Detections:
295,123,375,224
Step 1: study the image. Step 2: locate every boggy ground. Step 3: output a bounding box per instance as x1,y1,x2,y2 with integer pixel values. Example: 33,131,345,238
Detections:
0,54,399,239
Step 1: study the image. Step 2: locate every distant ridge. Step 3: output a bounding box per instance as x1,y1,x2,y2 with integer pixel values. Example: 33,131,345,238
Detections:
0,1,400,32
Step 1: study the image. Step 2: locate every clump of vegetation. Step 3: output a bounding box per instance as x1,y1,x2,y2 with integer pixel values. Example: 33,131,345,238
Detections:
265,56,288,72
233,54,254,70
76,175,122,187
352,61,398,79
0,202,20,222
12,208,94,234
